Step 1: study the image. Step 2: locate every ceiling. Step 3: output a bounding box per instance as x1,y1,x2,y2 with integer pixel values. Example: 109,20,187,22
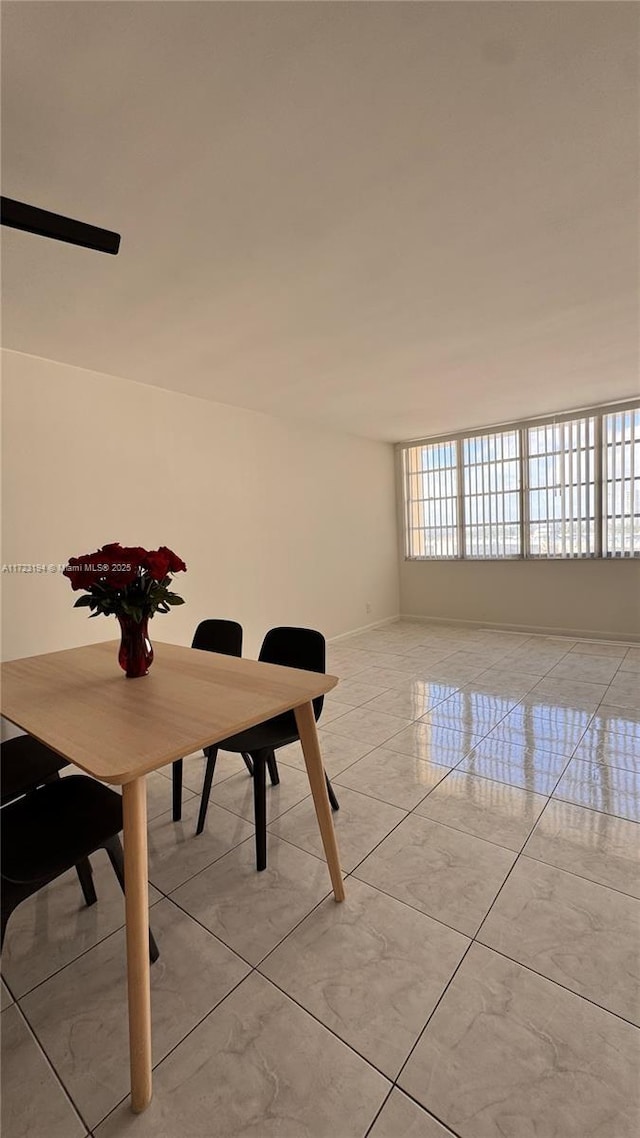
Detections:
2,1,638,442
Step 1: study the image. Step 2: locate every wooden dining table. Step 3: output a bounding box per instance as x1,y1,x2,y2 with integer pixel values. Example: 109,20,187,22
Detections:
0,639,345,1113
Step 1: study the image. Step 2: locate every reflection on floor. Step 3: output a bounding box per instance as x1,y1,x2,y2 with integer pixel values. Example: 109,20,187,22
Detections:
2,622,639,1137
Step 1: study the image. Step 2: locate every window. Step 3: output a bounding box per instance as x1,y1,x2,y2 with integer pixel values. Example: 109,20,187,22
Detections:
603,408,640,557
403,441,458,559
463,430,521,558
400,401,639,560
528,417,596,558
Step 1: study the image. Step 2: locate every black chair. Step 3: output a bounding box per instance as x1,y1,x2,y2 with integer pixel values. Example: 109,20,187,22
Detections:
1,774,159,962
171,619,253,821
1,734,97,907
193,626,339,870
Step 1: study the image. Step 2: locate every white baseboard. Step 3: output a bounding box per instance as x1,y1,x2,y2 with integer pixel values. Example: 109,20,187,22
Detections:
328,614,400,644
400,613,640,645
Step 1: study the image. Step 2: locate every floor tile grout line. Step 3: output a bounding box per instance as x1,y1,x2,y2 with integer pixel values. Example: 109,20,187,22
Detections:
8,997,93,1133
385,1087,465,1138
472,936,640,1032
1,885,167,1004
362,1086,395,1138
148,817,264,896
93,883,348,1129
392,938,476,1089
89,966,256,1131
7,623,638,1134
16,635,628,998
518,847,640,900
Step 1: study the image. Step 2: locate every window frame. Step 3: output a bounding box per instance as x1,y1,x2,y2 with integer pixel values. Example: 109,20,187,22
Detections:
398,400,640,562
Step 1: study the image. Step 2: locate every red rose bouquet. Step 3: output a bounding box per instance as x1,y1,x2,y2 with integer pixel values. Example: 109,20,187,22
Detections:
63,543,187,621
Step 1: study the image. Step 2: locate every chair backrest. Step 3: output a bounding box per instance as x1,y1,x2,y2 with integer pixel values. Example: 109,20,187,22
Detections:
258,626,326,722
1,736,68,807
191,619,243,657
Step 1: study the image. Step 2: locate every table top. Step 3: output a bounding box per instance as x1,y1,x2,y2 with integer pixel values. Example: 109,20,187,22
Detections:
0,640,338,784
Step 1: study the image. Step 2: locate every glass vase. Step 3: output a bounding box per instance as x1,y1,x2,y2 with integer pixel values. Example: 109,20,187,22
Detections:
117,614,154,678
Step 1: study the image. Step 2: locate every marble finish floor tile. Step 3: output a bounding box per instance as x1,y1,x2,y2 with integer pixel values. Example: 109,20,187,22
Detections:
277,728,375,777
420,690,515,736
1,1004,87,1138
524,798,640,897
330,679,393,707
211,764,311,822
95,972,389,1138
9,622,639,1138
419,662,488,684
1,850,161,998
145,769,196,819
605,671,640,712
569,641,630,659
547,653,621,685
385,722,480,766
489,704,590,756
398,942,640,1138
458,738,568,795
327,653,373,679
147,798,254,894
317,697,350,724
573,724,640,772
479,857,640,1024
362,685,451,720
354,814,515,936
498,649,571,675
323,705,412,746
21,899,249,1129
590,703,640,737
260,877,468,1078
529,676,608,712
621,647,640,672
335,747,451,810
415,771,547,851
345,665,425,690
1,980,13,1010
439,650,510,671
269,785,406,871
368,1090,455,1138
463,669,540,698
171,833,332,964
553,759,640,822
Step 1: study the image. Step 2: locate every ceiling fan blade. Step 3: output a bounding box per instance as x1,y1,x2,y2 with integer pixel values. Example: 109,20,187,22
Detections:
1,197,120,255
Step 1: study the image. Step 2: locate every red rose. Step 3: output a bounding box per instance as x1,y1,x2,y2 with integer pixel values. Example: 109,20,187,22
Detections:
157,546,187,573
93,545,139,588
63,554,101,591
143,549,172,581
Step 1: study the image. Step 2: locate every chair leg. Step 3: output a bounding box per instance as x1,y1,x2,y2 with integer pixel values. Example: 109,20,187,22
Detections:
326,773,339,811
196,746,218,836
172,759,183,821
75,856,98,906
241,753,254,776
253,751,267,871
266,750,280,786
103,837,160,964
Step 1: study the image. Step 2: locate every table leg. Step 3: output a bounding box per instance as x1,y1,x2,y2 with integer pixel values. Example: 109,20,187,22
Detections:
122,777,152,1112
295,701,345,902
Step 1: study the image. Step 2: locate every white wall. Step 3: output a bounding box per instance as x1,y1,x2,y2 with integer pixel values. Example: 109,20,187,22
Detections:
400,558,640,642
1,350,399,664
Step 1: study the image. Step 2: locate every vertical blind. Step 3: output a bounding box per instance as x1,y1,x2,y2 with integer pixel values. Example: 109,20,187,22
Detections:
603,408,640,557
401,402,639,560
527,417,596,558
